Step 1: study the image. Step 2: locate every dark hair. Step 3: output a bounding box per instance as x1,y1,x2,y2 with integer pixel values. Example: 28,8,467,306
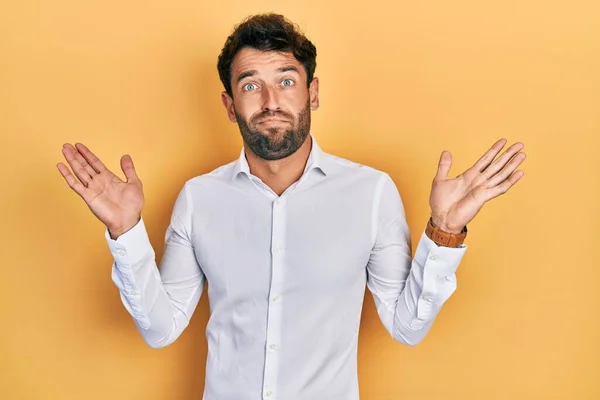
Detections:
217,13,317,98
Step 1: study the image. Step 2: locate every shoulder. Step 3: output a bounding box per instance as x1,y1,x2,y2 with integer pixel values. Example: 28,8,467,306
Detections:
322,151,392,186
183,159,238,188
169,159,242,205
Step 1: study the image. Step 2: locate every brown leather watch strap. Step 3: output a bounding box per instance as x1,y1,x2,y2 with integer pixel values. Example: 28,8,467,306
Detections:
425,218,467,247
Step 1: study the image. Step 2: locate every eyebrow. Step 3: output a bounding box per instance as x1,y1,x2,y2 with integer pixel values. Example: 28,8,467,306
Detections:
278,66,300,74
236,66,300,84
236,70,257,83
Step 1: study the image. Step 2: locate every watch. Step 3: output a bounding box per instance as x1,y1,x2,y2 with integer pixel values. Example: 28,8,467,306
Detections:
425,217,467,247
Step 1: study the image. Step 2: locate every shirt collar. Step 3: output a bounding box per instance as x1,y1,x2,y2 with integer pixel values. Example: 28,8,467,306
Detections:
232,135,328,180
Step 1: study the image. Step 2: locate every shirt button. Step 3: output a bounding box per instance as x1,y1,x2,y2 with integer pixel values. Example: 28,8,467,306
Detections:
265,390,272,397
118,250,126,257
269,344,277,350
274,199,280,206
429,255,437,261
272,295,279,302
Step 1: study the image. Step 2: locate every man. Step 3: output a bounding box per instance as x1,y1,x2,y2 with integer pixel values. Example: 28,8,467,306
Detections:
57,13,525,400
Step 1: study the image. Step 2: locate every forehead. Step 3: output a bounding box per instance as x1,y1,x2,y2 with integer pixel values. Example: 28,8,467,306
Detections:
231,47,305,78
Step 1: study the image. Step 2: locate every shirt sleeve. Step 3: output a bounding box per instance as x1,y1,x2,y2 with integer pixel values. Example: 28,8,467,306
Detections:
366,173,467,346
105,182,205,348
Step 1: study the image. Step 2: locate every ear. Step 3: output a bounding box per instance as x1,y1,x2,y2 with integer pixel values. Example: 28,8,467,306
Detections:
221,91,237,122
309,77,319,111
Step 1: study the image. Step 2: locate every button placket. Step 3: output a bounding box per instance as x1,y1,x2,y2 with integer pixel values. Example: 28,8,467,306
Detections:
262,198,286,399
419,251,441,319
115,264,134,292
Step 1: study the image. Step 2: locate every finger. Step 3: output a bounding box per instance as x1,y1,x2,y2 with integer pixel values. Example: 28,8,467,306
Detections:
120,154,139,183
74,143,107,174
433,151,452,182
487,170,525,200
72,147,98,178
487,152,526,188
473,138,508,172
482,142,525,179
56,162,86,197
62,144,92,187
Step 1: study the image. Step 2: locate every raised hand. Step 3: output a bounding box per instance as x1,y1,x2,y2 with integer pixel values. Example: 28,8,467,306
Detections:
57,143,144,239
429,139,526,233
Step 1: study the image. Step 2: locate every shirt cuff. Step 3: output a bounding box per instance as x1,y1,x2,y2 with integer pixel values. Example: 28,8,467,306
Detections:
104,217,153,265
415,231,467,276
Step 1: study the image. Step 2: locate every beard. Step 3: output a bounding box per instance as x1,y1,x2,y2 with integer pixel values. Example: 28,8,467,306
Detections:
235,100,311,161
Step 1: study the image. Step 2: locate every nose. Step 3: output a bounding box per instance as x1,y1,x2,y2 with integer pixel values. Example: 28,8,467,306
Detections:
261,86,281,111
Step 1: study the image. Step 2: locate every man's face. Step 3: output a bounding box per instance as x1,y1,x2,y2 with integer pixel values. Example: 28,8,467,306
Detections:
221,47,319,160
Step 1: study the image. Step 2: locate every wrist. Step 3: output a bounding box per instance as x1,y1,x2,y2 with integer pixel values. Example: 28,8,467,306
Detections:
108,215,141,240
430,215,463,234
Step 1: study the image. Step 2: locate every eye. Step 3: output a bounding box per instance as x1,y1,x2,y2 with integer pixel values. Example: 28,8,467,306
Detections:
243,83,258,91
281,79,295,87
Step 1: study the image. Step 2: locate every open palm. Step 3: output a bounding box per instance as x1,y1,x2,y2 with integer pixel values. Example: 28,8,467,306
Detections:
429,139,526,233
57,143,144,236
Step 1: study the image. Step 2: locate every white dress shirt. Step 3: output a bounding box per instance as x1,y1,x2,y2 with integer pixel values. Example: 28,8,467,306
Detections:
105,135,467,400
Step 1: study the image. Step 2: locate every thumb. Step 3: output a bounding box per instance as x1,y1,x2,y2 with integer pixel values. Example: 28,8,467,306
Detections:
434,150,452,182
120,154,138,183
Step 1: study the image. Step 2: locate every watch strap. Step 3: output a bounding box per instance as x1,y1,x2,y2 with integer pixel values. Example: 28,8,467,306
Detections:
425,218,467,247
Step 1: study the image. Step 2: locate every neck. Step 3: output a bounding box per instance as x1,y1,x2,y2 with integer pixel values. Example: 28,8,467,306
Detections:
245,135,313,196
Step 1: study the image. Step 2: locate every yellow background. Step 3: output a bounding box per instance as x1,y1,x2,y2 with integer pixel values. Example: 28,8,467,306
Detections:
1,0,599,399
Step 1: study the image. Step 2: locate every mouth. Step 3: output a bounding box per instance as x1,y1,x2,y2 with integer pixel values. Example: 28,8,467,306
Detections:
256,118,290,125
